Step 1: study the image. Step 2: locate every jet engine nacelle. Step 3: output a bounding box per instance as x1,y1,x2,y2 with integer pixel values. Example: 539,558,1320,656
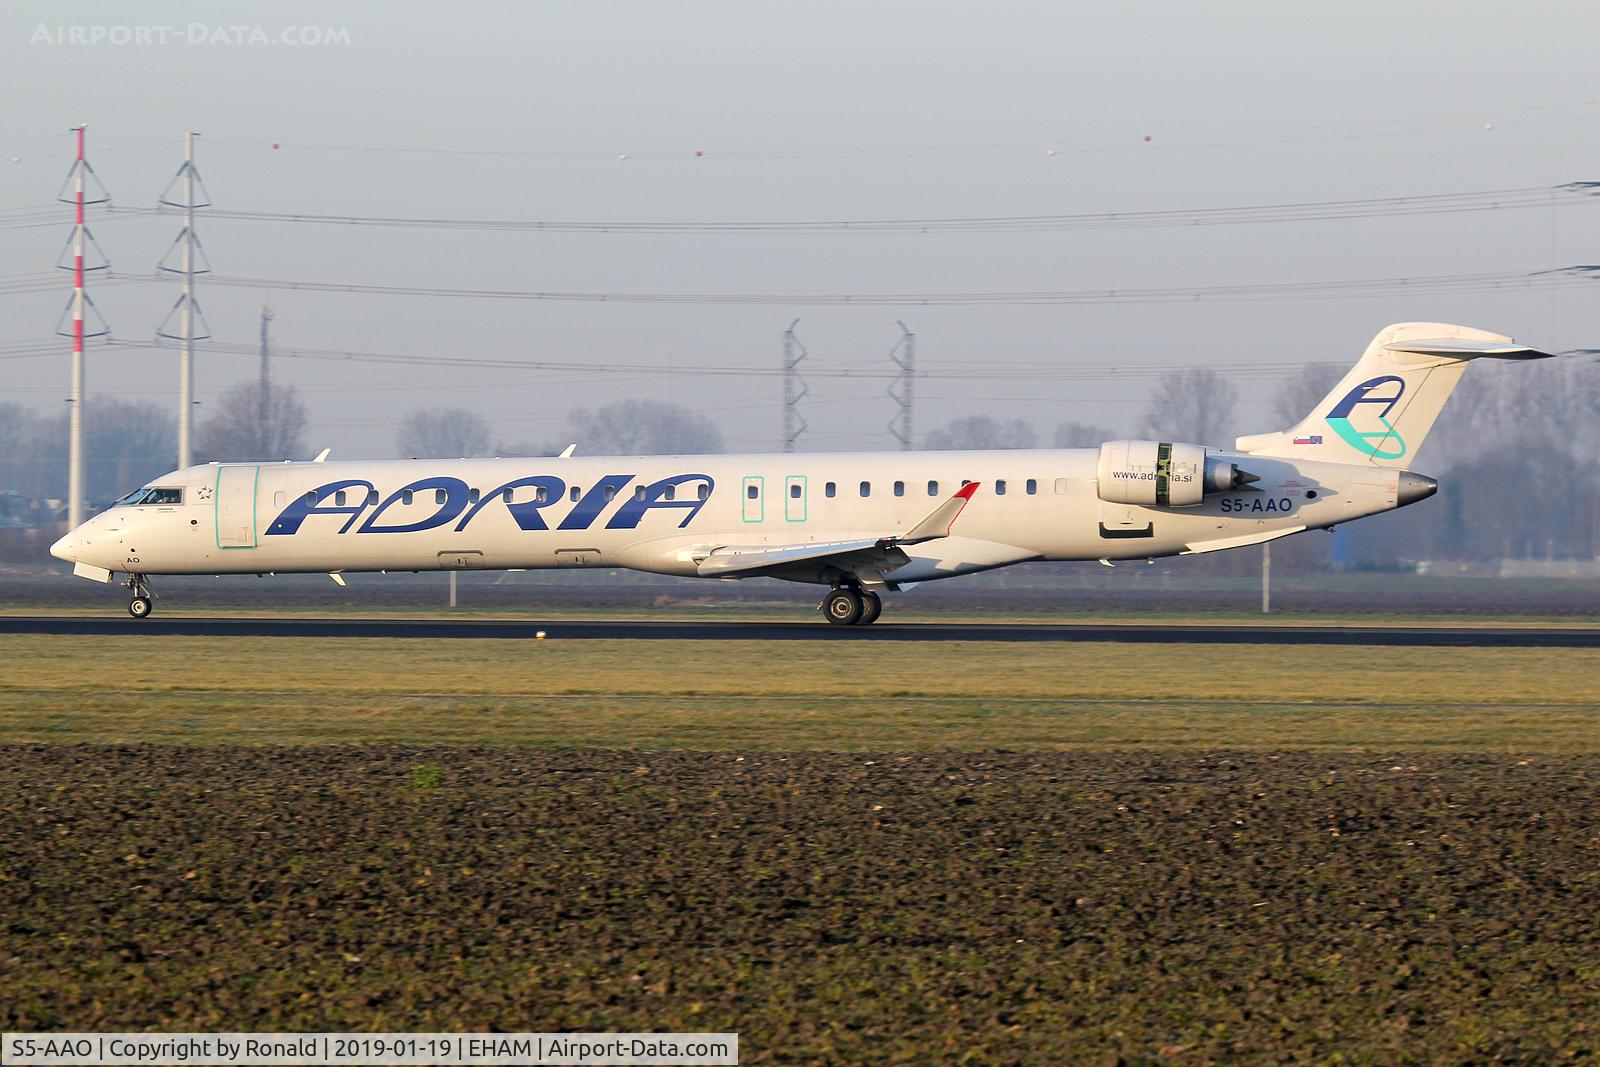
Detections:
1095,440,1255,507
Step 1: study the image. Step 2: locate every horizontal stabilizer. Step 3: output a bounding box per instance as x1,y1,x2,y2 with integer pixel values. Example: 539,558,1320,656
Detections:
1383,339,1556,360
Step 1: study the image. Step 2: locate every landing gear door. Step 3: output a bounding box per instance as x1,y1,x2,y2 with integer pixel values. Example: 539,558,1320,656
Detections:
215,465,260,549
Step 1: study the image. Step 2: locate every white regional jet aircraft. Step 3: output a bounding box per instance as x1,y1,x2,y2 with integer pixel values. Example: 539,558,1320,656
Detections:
52,323,1553,624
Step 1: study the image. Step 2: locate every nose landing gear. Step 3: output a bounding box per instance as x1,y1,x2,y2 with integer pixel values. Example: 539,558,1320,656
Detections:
123,574,154,619
821,584,883,626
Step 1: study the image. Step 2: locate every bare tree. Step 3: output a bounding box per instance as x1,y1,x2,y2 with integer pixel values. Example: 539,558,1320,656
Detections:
194,382,308,463
396,406,491,458
0,404,54,500
1270,364,1344,427
568,400,723,455
923,415,1036,450
87,399,177,504
1138,367,1237,445
0,401,176,505
1052,421,1115,448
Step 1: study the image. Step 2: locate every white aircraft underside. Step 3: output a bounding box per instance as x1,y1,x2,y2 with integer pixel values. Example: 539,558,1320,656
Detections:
50,323,1556,624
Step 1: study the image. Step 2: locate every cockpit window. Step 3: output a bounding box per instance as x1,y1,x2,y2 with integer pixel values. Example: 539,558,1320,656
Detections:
114,487,182,506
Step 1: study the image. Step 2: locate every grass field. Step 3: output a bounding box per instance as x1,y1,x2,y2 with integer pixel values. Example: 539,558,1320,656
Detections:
1,634,1597,749
4,634,1598,1062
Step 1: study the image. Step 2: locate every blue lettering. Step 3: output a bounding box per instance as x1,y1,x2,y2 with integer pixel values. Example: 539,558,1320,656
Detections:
266,479,375,536
606,474,714,530
357,477,470,534
454,476,567,532
558,474,635,531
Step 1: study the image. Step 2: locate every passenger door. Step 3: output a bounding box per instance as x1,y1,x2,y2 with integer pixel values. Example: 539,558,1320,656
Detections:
215,465,259,548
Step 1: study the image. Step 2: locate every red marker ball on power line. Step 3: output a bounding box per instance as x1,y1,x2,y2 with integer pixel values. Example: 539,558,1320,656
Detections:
1143,135,1152,142
271,143,280,149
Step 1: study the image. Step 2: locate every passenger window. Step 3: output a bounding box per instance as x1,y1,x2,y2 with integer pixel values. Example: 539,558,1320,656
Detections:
893,481,905,497
604,486,617,502
1026,479,1038,495
468,488,480,505
697,483,710,501
401,490,414,506
335,490,348,507
274,491,286,508
996,479,1007,495
366,490,379,506
635,486,647,502
664,485,676,501
435,489,448,505
503,488,514,503
306,491,318,505
570,486,581,502
825,482,836,498
791,483,802,499
927,480,939,496
860,481,871,497
1054,478,1068,495
747,484,759,500
535,487,548,504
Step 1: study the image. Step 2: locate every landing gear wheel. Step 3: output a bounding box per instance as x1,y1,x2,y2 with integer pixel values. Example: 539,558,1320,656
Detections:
823,588,863,626
128,596,153,619
858,591,883,625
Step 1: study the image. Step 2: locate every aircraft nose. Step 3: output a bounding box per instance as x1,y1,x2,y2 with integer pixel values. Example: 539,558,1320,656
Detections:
50,531,80,562
1397,472,1438,507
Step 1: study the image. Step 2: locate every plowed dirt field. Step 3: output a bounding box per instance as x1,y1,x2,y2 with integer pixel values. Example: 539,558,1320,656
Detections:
4,746,1596,1062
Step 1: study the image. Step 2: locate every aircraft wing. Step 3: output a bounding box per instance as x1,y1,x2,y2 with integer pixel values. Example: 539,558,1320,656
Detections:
696,537,904,579
695,482,980,582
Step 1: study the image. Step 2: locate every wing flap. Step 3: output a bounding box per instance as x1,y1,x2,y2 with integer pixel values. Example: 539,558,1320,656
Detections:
697,538,889,578
1181,525,1305,556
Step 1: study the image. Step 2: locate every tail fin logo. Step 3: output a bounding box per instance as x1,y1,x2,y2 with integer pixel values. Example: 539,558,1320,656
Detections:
1326,375,1407,460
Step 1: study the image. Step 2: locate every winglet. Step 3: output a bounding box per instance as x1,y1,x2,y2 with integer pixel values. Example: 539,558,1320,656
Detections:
312,448,331,463
900,482,980,543
558,443,577,459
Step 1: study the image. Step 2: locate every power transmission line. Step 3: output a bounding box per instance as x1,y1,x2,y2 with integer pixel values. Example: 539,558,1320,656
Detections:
95,338,1412,382
187,266,1596,306
98,182,1598,235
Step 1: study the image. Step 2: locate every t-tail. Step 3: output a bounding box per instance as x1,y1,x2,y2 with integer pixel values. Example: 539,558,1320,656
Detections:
1235,322,1555,469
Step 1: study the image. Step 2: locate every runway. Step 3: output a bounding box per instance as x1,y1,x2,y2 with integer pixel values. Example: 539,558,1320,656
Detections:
3,616,1598,647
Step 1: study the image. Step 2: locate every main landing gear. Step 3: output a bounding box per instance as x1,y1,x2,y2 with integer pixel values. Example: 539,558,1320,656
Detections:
124,574,154,619
822,585,883,626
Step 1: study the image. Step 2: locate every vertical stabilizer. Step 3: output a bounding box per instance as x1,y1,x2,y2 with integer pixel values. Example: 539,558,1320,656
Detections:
1235,322,1554,468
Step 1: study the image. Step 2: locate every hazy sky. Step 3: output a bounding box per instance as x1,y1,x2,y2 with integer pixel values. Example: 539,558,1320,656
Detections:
3,0,1597,459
